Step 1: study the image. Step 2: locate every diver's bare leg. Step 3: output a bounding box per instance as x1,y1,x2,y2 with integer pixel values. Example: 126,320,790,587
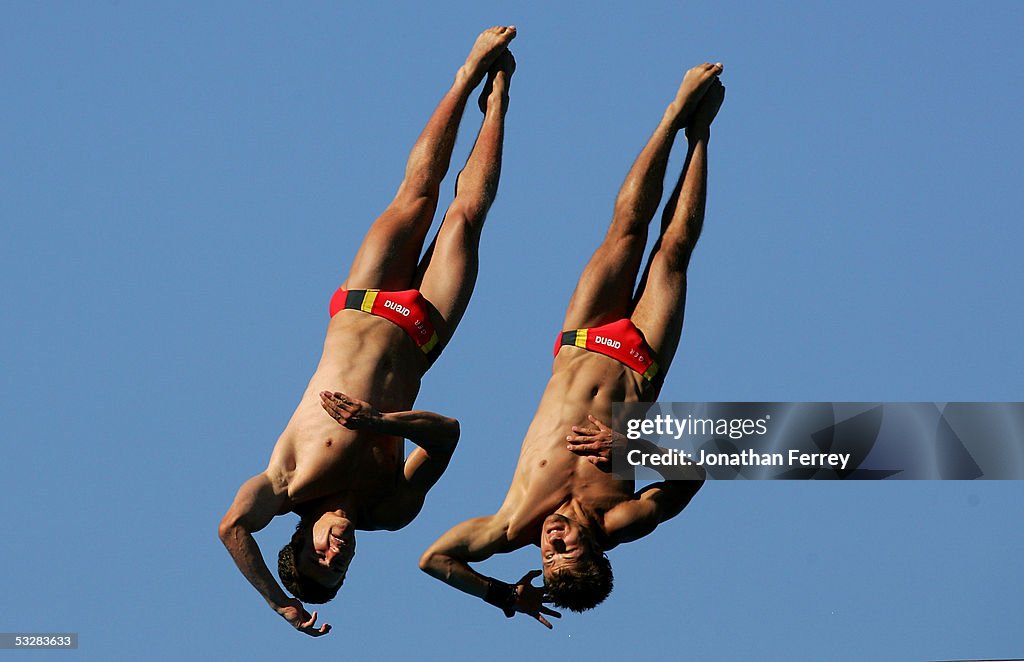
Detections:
561,63,723,330
344,26,516,290
632,76,725,373
416,50,514,342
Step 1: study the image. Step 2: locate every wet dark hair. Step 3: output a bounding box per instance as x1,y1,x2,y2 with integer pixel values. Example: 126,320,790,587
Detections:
544,550,613,612
278,519,343,604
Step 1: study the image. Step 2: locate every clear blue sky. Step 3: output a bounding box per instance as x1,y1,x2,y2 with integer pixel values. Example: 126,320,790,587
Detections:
3,2,1022,660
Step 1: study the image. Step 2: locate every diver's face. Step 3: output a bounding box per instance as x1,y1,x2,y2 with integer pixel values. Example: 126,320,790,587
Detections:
297,514,356,587
540,514,591,575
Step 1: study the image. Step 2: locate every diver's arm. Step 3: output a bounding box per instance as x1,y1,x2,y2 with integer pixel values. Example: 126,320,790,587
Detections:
218,473,330,636
418,516,505,598
567,414,704,543
319,390,459,452
602,477,704,544
419,516,561,628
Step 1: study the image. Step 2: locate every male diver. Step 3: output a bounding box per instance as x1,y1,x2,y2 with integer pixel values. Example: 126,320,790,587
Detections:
415,63,724,628
218,26,517,636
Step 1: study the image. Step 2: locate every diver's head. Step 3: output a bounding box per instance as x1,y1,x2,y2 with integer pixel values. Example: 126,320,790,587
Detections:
539,514,613,612
278,513,356,603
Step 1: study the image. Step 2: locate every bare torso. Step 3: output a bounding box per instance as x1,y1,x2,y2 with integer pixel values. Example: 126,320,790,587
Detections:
266,310,428,521
501,347,656,548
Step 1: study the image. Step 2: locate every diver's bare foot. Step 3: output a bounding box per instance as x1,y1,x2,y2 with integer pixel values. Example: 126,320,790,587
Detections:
478,49,516,113
686,78,725,140
667,62,723,128
459,26,516,88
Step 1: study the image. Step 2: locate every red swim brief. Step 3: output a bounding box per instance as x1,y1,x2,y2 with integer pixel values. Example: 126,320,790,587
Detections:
330,288,442,366
554,318,663,387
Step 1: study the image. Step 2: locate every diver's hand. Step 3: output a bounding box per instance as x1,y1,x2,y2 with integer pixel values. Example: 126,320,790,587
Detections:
276,598,332,637
566,415,624,468
320,391,382,430
512,570,562,629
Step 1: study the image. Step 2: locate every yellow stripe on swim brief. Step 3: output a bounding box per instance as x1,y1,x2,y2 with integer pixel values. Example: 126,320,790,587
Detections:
361,289,379,313
421,332,439,355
